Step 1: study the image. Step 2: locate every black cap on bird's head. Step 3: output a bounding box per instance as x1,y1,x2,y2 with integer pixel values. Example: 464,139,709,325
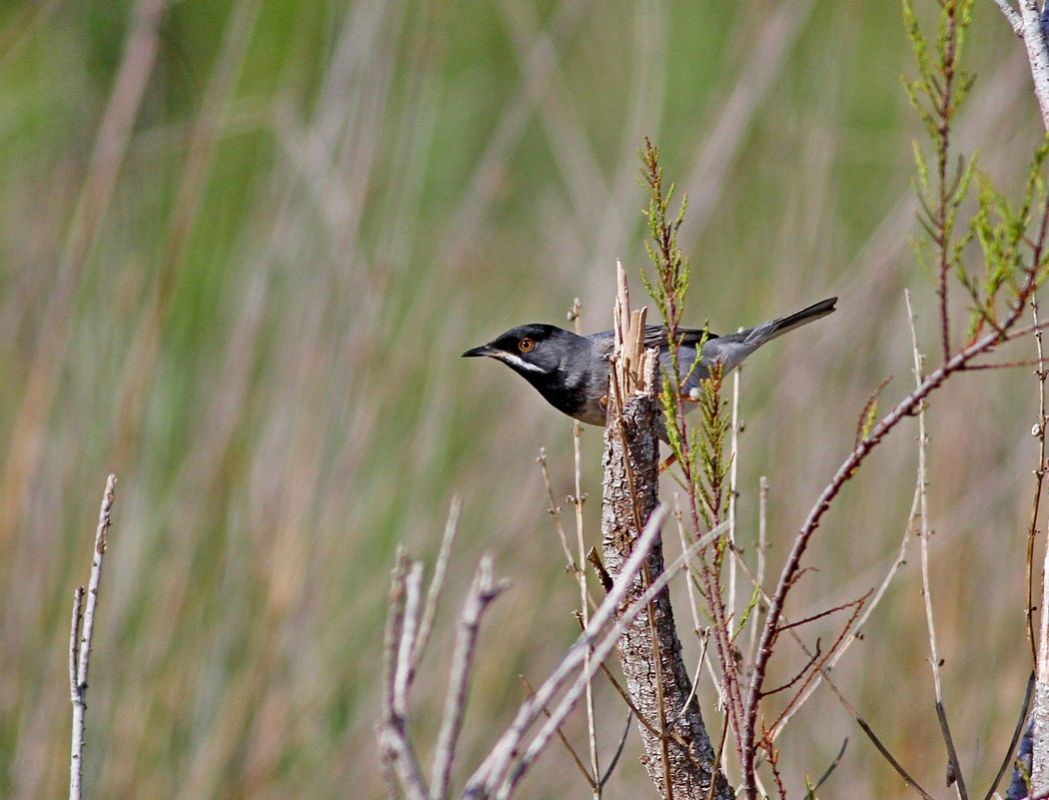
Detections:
461,324,582,379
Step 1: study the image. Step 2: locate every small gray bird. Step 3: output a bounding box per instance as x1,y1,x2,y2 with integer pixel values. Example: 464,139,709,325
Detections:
462,297,836,431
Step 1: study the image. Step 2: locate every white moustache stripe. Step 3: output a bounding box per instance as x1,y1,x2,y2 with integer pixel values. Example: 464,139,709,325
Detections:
498,353,549,374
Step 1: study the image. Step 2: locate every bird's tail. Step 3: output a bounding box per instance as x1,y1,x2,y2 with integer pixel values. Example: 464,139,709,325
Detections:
745,297,837,345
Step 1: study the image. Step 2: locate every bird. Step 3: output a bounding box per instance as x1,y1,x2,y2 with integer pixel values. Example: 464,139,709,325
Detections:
462,297,836,436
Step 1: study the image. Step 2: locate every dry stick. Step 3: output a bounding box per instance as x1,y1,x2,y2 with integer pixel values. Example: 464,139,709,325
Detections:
1028,296,1048,667
380,554,429,800
727,363,741,648
68,588,85,800
1036,435,1049,796
907,291,968,799
569,296,602,800
69,474,117,800
537,451,578,571
413,497,462,669
746,477,769,665
741,283,1041,798
431,558,508,800
396,562,425,719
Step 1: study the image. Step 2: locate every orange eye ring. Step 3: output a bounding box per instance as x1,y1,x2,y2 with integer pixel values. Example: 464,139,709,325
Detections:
518,337,535,353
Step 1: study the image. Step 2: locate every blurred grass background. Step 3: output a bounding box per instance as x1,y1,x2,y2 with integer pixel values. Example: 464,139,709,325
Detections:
1,0,1046,797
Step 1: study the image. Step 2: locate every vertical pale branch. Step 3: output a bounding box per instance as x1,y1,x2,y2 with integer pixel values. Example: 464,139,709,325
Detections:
600,263,731,800
727,365,741,638
1037,522,1049,792
1027,296,1047,666
906,292,968,799
69,474,117,800
569,296,601,798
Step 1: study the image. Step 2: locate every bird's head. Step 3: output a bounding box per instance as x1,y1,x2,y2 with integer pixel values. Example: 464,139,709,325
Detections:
461,324,581,380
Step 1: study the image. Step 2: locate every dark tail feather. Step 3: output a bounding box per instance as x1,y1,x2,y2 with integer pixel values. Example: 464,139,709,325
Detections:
758,297,837,342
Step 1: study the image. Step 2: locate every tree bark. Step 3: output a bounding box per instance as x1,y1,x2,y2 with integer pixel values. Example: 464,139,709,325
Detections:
600,278,731,800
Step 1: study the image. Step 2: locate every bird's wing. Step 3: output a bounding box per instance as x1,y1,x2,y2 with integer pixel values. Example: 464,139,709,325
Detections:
642,325,720,348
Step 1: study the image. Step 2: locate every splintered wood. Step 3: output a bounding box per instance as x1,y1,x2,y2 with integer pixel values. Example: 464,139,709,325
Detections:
613,260,656,397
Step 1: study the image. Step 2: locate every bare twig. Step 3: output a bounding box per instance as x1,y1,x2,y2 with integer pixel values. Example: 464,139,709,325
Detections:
1027,296,1048,666
747,476,769,664
907,291,968,799
69,474,117,800
537,450,578,571
727,363,741,641
380,555,428,800
430,559,508,799
414,497,463,668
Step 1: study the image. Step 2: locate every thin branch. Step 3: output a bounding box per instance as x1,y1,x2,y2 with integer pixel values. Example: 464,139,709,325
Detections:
431,557,508,800
907,291,968,800
727,362,742,647
69,474,117,800
395,562,424,720
761,641,823,698
568,298,602,800
855,717,937,800
1027,295,1048,666
414,497,462,669
537,449,578,571
380,555,429,800
68,588,84,800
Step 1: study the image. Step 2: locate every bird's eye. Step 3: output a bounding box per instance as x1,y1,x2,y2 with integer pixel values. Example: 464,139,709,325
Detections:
518,337,535,353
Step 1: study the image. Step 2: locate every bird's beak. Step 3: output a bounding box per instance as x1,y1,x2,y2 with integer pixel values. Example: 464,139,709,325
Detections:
462,343,496,358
